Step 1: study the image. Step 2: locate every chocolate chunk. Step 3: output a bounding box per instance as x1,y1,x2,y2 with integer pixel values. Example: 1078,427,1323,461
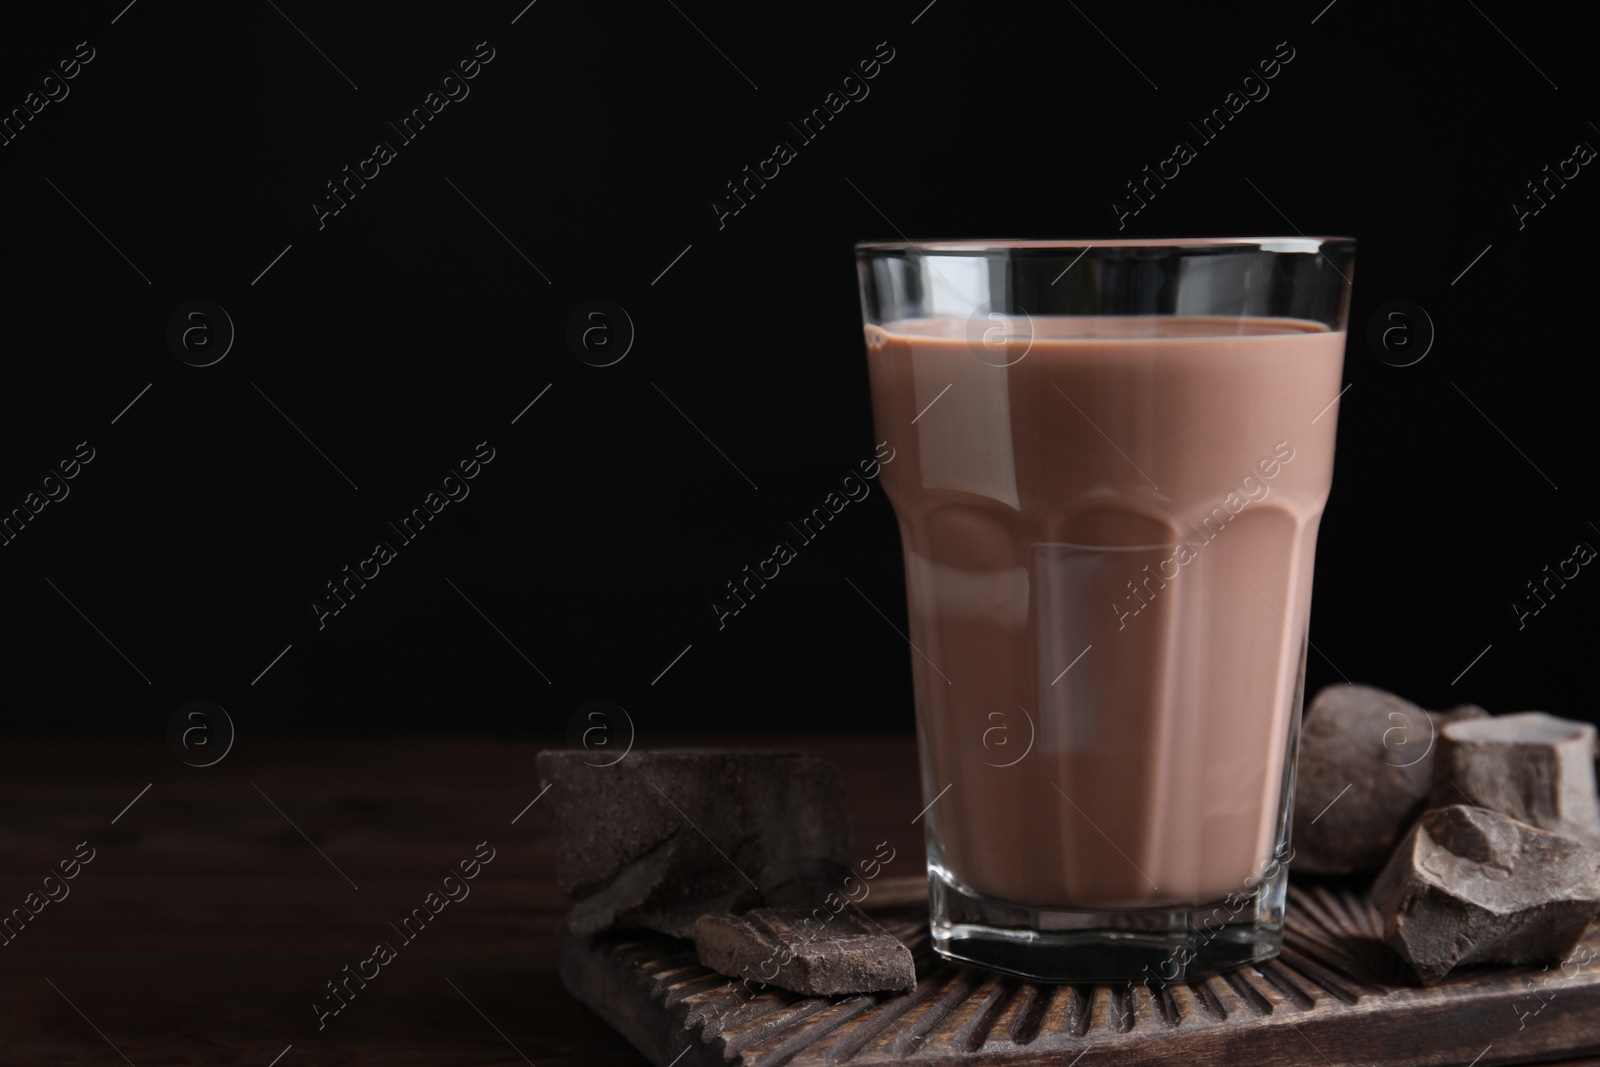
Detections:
535,750,851,938
692,904,916,995
1373,804,1600,984
1292,684,1488,875
1430,711,1600,849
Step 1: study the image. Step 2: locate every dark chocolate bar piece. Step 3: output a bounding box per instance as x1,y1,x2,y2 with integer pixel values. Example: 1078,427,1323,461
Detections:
1292,683,1486,875
1373,804,1600,984
1430,711,1600,849
692,904,916,995
535,749,851,938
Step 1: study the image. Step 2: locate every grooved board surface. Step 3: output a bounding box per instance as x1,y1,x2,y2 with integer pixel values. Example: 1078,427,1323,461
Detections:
559,882,1600,1067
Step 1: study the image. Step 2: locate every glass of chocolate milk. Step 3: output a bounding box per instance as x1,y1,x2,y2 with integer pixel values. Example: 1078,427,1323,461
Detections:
856,237,1355,982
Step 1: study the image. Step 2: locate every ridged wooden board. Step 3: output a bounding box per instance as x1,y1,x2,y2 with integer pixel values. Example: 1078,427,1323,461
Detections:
558,881,1600,1067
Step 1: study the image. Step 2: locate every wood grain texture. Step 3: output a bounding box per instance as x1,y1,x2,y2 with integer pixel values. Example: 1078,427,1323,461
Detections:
0,736,920,1065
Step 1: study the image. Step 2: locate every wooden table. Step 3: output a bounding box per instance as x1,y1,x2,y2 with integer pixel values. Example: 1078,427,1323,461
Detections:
1,736,1595,1066
0,736,923,1065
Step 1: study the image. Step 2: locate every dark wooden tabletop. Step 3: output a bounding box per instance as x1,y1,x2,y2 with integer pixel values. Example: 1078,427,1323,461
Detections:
0,736,925,1066
2,735,1597,1067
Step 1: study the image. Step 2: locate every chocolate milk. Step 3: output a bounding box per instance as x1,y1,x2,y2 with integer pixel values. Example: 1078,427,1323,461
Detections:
866,316,1345,909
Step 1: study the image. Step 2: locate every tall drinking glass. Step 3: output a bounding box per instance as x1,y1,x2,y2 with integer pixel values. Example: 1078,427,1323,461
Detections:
856,237,1355,982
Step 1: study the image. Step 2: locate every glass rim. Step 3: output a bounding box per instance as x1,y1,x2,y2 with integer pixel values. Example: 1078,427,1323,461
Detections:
854,236,1356,254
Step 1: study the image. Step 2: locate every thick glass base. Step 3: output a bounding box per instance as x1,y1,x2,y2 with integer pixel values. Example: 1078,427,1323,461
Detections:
928,861,1289,984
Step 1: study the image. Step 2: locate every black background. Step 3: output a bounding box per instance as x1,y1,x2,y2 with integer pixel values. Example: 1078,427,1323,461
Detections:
1,0,1595,741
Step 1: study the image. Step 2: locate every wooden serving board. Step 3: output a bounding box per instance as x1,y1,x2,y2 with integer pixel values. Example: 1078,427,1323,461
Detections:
558,879,1600,1067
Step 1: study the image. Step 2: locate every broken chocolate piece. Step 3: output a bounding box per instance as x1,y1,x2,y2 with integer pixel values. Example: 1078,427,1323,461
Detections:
535,749,851,938
692,904,916,995
1292,684,1487,875
1373,804,1600,984
1430,711,1600,849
